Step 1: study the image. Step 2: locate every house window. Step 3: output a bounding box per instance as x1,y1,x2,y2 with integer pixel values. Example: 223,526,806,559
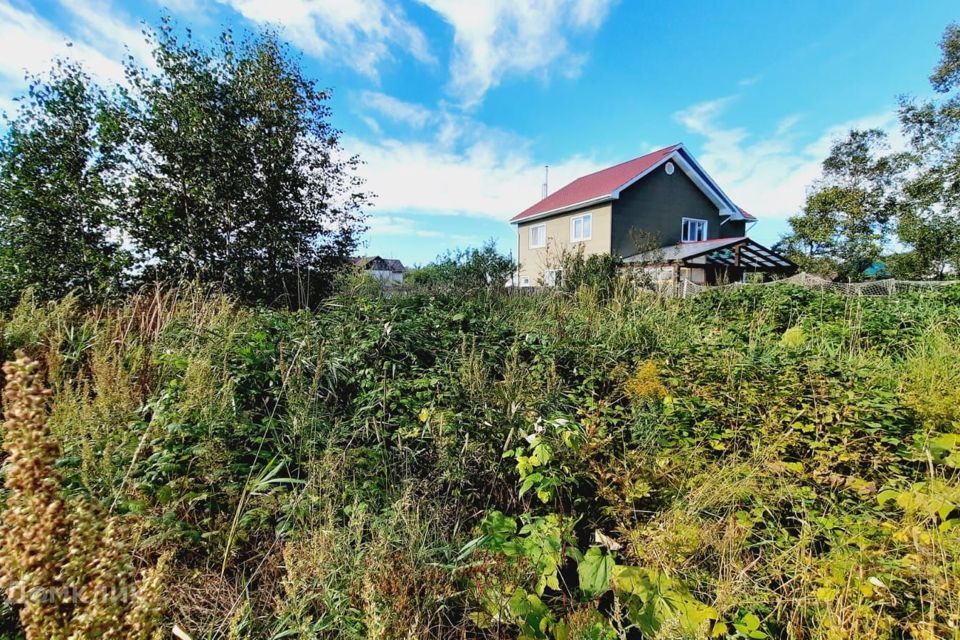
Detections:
681,218,708,243
570,213,592,242
529,224,546,248
544,269,562,287
520,276,530,287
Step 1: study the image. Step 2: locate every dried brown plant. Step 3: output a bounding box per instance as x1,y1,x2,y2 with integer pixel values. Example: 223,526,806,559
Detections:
0,352,164,639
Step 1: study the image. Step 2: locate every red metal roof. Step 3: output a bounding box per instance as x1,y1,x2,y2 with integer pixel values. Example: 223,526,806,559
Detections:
510,144,760,224
510,144,680,223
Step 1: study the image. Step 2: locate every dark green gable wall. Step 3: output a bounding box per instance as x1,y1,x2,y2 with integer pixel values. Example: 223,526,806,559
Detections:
725,219,747,238
610,164,746,257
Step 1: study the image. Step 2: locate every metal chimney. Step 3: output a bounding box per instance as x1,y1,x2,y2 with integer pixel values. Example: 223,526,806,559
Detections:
541,165,549,199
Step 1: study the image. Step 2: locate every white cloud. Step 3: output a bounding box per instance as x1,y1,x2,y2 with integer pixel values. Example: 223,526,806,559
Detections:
360,90,433,128
0,0,127,88
802,112,906,159
153,0,206,16
218,0,433,79
58,0,154,65
0,0,157,113
366,215,480,245
774,114,803,137
369,215,444,237
161,0,616,106
419,0,616,107
347,99,603,222
351,136,598,221
673,96,903,221
359,114,382,135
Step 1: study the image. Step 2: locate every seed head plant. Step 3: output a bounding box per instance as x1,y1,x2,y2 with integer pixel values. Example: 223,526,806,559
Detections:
623,361,668,402
0,352,164,639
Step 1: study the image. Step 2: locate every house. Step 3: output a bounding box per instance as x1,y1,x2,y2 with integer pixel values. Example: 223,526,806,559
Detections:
353,256,406,285
510,143,794,286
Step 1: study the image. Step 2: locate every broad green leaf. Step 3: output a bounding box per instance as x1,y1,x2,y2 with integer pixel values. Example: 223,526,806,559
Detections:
876,489,900,505
577,547,614,598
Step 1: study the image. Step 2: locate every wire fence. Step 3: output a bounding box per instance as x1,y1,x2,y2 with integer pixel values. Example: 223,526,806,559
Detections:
379,273,958,299
673,272,959,298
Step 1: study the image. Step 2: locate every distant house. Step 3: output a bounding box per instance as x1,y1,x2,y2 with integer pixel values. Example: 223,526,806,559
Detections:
353,256,406,285
510,143,794,286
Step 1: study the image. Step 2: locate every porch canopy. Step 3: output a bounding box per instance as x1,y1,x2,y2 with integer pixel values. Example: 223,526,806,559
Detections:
624,236,795,273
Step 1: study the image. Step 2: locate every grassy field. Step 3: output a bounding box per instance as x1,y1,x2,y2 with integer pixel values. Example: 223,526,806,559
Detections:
1,281,959,639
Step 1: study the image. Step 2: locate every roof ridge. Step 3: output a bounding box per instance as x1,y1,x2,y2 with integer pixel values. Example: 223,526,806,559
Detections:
569,143,681,183
510,143,704,224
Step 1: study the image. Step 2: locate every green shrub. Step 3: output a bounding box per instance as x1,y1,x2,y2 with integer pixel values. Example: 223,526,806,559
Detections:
407,240,514,289
555,249,624,299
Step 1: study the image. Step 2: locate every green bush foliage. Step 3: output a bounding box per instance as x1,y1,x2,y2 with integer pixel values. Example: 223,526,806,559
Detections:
407,240,515,289
555,249,624,299
1,281,959,638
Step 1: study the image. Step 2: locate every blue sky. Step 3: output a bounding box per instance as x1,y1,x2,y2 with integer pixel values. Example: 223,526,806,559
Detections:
1,0,956,265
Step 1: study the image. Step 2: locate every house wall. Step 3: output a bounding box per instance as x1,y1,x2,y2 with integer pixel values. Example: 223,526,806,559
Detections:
610,163,744,257
725,220,747,237
516,201,612,284
367,269,403,285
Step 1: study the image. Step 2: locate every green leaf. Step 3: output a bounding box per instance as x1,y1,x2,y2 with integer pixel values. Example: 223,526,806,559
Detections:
876,489,900,505
508,588,553,640
478,511,517,551
740,613,760,631
577,547,614,598
613,566,716,635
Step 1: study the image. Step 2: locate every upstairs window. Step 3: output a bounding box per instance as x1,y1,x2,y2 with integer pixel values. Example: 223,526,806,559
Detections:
570,213,592,242
681,218,707,243
529,224,546,248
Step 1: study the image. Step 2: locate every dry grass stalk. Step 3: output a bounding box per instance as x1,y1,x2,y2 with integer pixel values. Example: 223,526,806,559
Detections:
0,352,164,639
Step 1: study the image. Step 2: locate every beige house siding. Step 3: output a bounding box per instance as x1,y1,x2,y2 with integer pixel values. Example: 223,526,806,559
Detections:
516,202,612,285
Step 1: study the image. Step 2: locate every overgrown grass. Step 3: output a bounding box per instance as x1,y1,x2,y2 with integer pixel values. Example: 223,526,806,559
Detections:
1,281,959,639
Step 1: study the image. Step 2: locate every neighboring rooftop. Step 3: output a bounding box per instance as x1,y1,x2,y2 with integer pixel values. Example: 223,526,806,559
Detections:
510,143,754,224
353,256,406,273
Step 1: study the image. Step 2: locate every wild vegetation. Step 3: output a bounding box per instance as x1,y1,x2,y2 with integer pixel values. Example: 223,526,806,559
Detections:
0,276,958,639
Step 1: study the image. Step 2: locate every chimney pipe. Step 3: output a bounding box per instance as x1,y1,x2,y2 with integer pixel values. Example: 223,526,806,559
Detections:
541,165,549,200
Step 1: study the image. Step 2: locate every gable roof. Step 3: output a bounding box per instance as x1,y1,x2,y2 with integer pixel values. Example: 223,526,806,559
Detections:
353,256,406,273
509,143,753,224
511,145,680,223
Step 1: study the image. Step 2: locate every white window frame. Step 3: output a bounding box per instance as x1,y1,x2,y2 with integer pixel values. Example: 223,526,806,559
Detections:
528,223,546,249
520,276,530,287
544,269,562,287
570,213,592,242
681,217,708,243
